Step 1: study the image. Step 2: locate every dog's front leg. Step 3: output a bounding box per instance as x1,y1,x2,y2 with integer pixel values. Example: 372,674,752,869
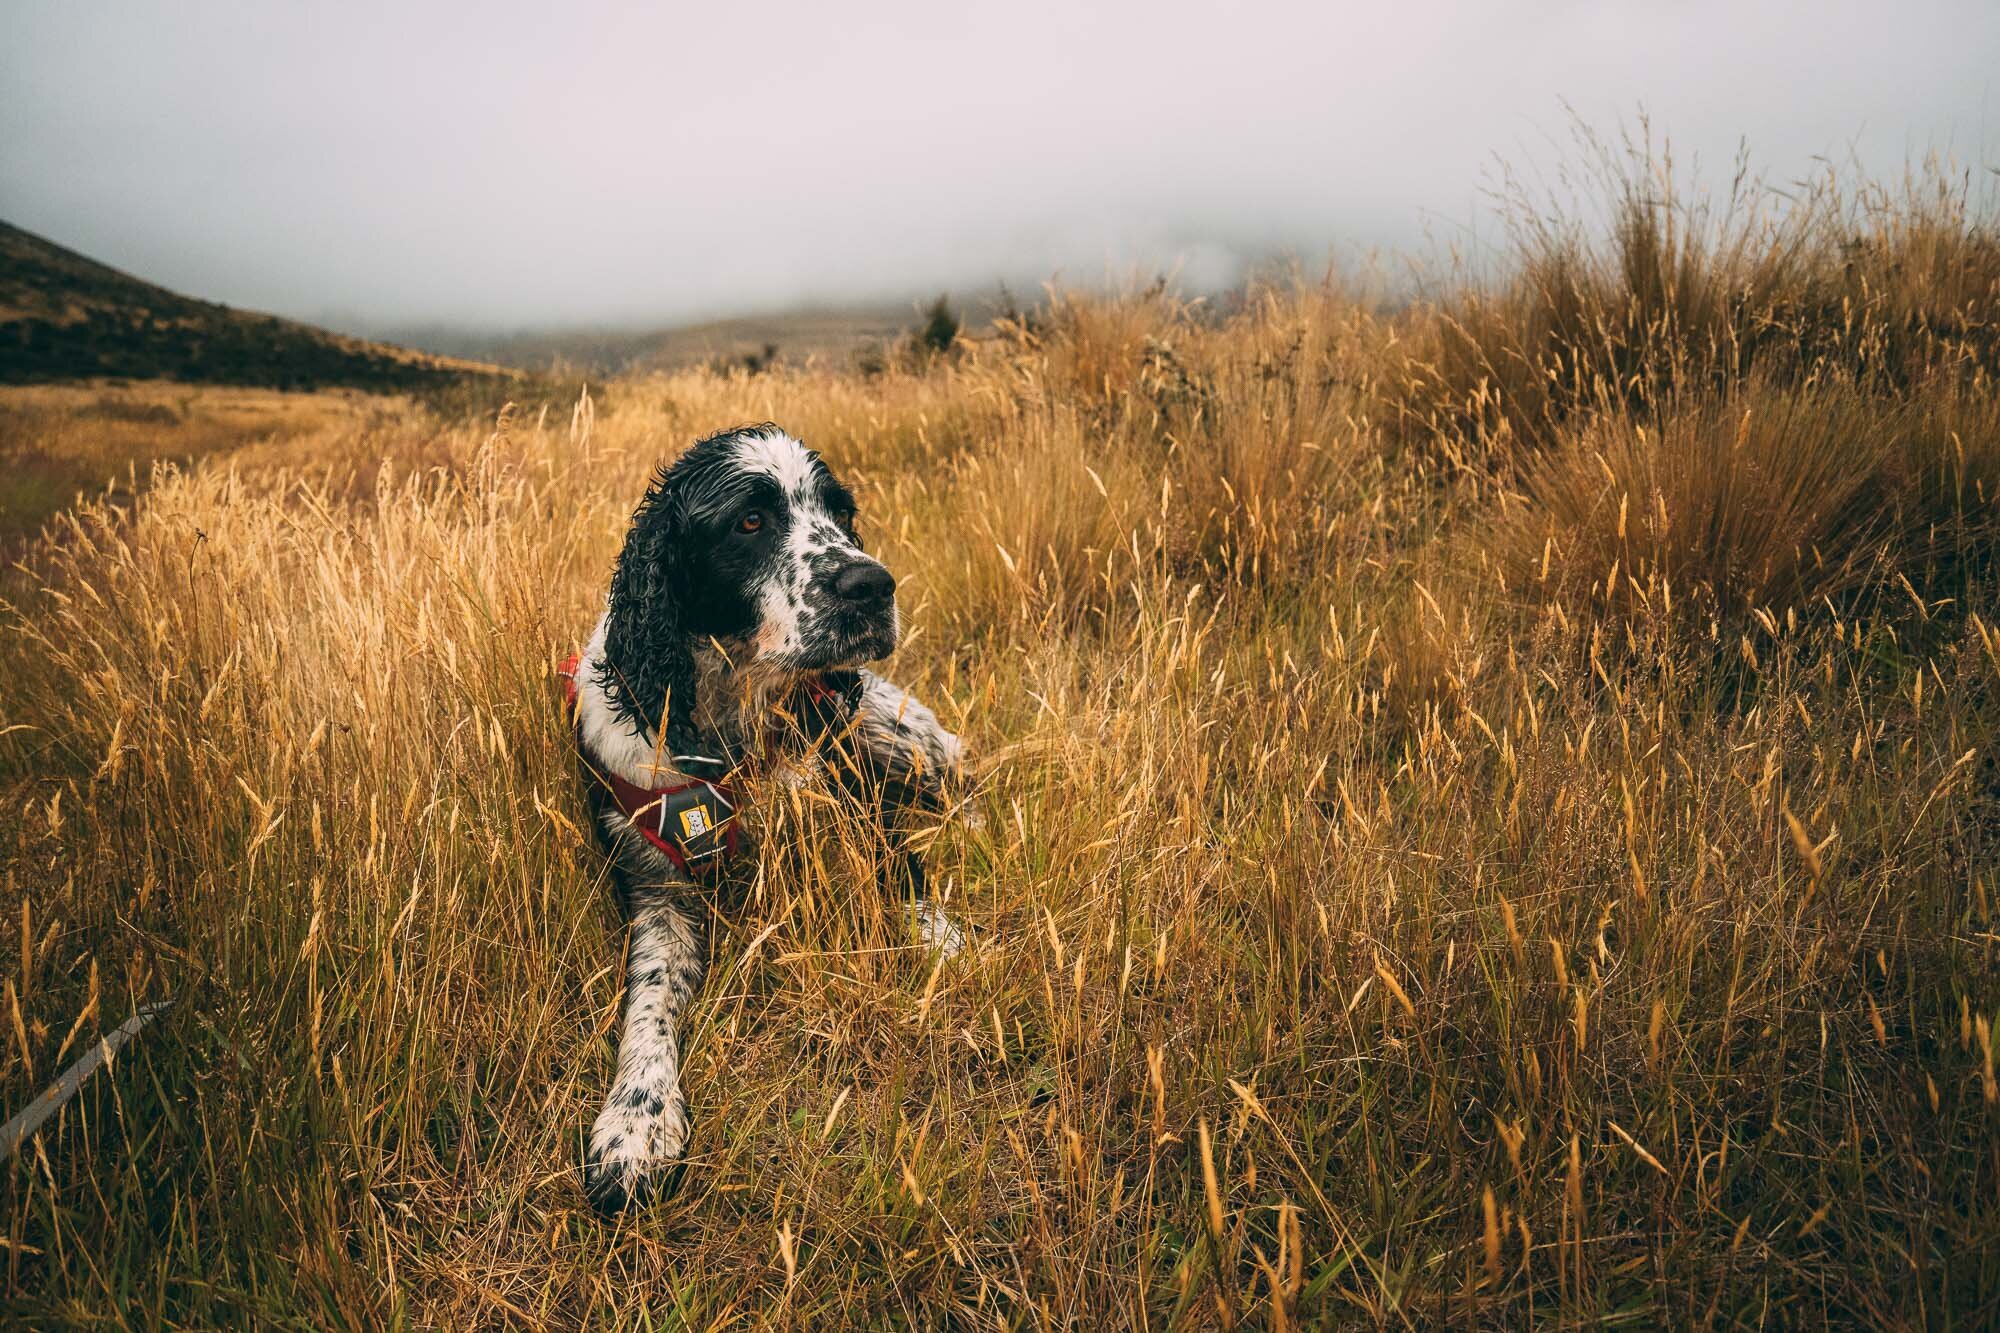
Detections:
582,894,703,1212
851,670,971,957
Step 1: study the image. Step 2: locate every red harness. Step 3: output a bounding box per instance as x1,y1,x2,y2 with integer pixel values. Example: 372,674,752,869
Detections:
558,653,742,877
558,652,844,878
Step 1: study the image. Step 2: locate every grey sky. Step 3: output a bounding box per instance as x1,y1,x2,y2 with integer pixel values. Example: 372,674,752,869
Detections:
4,1,1996,333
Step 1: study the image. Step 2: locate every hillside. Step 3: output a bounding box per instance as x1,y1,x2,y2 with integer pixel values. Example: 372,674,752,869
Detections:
0,220,512,392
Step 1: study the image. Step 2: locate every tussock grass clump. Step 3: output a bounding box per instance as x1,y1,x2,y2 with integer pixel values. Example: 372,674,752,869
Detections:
1494,377,2000,626
1395,138,2000,463
3,157,1998,1326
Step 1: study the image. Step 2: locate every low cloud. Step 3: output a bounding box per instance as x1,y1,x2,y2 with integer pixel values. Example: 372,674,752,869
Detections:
4,1,1994,332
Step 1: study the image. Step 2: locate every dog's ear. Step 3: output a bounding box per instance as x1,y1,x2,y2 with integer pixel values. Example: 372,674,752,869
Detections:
600,468,698,745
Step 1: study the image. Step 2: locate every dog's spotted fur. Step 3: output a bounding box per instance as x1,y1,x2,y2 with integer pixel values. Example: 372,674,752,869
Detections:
574,424,966,1212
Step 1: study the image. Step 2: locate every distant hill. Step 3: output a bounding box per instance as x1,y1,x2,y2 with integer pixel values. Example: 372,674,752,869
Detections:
0,221,513,392
399,306,913,376
392,294,1018,377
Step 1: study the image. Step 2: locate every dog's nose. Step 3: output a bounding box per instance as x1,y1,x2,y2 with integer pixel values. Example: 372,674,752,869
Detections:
833,559,896,606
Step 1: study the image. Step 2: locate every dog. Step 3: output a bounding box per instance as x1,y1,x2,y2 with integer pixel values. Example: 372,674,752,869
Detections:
564,423,967,1212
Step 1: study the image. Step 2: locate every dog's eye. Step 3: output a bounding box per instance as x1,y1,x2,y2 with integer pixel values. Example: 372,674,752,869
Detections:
736,511,765,535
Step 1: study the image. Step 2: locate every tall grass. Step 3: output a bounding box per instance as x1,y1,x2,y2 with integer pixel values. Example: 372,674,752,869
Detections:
1493,377,2000,625
1394,133,2000,462
3,155,1998,1326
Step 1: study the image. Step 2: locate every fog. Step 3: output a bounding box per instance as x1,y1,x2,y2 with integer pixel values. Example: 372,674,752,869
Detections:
4,1,1995,335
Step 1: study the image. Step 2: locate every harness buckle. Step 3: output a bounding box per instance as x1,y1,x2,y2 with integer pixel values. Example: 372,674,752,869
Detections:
648,781,738,868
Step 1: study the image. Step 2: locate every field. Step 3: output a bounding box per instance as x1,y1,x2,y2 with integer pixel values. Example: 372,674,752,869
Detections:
0,382,416,554
4,155,1999,1326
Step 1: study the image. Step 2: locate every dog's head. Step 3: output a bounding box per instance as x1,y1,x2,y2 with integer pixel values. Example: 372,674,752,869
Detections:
601,425,896,729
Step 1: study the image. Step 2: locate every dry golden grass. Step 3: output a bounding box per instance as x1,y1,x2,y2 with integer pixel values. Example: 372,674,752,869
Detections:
2,159,1998,1327
0,381,422,553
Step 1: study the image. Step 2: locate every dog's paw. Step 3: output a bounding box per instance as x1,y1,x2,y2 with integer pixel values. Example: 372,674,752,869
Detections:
581,1102,690,1214
911,899,969,960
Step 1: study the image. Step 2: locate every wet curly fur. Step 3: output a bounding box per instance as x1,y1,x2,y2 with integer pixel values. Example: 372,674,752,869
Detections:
572,424,965,1212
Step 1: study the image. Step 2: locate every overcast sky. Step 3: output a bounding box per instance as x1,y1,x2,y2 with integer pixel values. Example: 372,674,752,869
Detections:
4,2,1996,334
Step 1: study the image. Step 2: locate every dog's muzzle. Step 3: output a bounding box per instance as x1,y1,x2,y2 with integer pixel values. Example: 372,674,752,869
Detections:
816,557,898,660
831,558,895,608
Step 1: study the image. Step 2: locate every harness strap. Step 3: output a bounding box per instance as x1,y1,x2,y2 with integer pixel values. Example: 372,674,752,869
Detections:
558,652,740,877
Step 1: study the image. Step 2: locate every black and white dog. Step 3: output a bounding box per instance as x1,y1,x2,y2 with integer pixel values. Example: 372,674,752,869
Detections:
566,423,966,1212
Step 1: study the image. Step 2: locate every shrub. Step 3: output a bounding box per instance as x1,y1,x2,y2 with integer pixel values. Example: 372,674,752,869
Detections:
919,294,960,354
